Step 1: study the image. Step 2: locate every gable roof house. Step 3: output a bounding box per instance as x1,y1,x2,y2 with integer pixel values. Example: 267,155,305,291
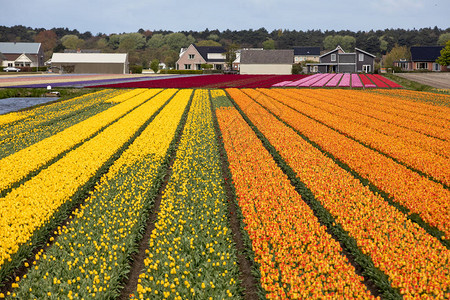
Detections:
51,53,129,74
394,46,447,72
293,46,321,63
176,44,226,71
239,49,294,75
0,42,44,69
307,45,375,73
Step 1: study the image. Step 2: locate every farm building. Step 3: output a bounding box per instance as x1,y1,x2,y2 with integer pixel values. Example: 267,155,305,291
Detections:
0,42,44,68
50,53,129,74
394,46,448,72
307,45,375,73
176,44,226,71
239,49,294,75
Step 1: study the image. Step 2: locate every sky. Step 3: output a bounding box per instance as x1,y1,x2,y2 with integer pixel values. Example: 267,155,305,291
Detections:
1,0,449,34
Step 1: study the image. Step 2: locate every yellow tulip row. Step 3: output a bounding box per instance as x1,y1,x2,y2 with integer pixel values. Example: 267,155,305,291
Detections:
274,89,449,158
0,89,175,272
133,90,240,300
227,88,450,299
0,89,161,192
214,102,374,298
319,89,450,140
0,90,130,160
244,89,450,240
252,88,449,186
0,89,118,131
8,89,191,299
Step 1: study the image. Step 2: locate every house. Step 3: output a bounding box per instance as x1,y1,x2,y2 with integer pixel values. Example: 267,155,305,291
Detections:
394,46,447,72
293,47,321,63
239,49,294,75
50,53,129,74
307,45,375,73
176,44,226,71
232,48,263,72
0,42,44,68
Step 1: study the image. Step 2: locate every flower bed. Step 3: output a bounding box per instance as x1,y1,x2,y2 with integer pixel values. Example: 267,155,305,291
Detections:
351,74,364,88
358,74,376,88
338,74,351,87
325,73,343,87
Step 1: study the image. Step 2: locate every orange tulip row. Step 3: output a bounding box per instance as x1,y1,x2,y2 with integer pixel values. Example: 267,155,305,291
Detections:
272,89,448,158
367,89,450,112
249,89,449,186
227,88,450,299
215,104,374,299
324,89,450,127
318,89,450,140
243,89,450,240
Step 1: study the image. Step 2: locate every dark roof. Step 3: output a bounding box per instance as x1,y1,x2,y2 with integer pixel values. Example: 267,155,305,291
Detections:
193,45,226,60
293,47,321,56
411,46,443,62
240,49,294,64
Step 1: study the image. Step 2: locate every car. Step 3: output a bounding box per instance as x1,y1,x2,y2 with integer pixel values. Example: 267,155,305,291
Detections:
3,67,21,72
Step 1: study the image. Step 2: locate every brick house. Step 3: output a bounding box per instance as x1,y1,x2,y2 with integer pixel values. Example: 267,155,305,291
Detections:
394,46,448,72
176,44,226,71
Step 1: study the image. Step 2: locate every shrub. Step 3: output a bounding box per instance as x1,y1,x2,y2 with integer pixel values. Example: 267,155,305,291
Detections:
292,64,302,75
129,65,143,74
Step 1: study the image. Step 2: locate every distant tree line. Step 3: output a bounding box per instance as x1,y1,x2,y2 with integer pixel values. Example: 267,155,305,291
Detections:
0,25,449,69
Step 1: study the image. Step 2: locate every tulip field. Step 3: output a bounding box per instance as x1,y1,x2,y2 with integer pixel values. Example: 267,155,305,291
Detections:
0,87,449,299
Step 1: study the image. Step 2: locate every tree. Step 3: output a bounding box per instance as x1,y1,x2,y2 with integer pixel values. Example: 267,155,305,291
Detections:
323,35,355,52
147,34,165,49
165,33,195,51
61,34,85,49
383,44,411,68
118,33,146,51
150,58,160,73
436,40,450,66
262,38,275,49
107,34,121,49
224,43,239,70
196,40,221,47
438,33,450,46
207,34,219,41
34,30,57,52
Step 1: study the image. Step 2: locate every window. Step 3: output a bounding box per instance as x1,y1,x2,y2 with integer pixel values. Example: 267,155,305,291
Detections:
359,54,364,61
188,54,195,59
416,62,428,69
363,65,371,73
184,64,191,70
8,63,13,67
331,54,336,62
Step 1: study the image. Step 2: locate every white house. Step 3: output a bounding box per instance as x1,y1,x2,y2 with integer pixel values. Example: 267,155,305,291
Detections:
0,42,44,68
